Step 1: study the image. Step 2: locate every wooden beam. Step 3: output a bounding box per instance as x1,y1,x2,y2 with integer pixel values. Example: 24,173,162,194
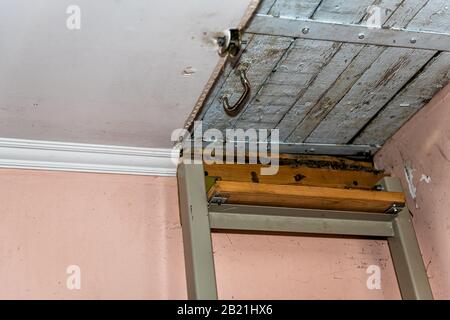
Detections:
208,181,405,213
204,162,384,190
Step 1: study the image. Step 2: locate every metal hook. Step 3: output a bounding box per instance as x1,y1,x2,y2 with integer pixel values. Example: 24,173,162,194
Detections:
222,65,251,117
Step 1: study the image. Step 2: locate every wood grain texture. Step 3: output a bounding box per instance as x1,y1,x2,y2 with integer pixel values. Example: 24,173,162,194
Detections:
283,0,439,143
208,181,405,213
359,0,404,26
306,47,436,143
349,0,450,144
383,0,430,28
278,43,367,141
285,45,385,142
204,163,385,189
405,0,450,32
274,0,407,142
234,40,341,130
257,0,277,14
268,0,322,18
312,0,376,23
354,52,450,145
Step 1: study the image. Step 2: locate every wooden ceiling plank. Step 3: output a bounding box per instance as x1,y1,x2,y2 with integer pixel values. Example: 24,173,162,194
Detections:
268,0,323,19
256,0,278,14
236,104,293,124
277,0,436,143
277,43,367,141
404,0,450,32
346,0,450,144
233,39,341,130
305,47,436,144
359,0,404,26
312,0,376,23
383,0,430,28
273,1,404,141
302,0,448,145
285,45,384,142
354,52,450,145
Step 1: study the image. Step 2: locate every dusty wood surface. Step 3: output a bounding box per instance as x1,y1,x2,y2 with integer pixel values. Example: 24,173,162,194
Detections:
277,154,375,169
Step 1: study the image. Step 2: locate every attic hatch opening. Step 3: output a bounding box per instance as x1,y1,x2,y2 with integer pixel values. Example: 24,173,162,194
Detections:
181,0,450,159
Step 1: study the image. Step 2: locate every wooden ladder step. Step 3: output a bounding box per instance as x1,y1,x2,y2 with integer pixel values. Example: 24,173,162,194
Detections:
204,162,385,190
208,181,405,213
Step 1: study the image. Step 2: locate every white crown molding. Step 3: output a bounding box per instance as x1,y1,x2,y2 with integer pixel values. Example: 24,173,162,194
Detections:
0,138,179,176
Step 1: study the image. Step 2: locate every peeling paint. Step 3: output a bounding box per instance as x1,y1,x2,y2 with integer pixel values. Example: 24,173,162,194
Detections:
420,174,432,184
182,67,197,77
404,165,416,199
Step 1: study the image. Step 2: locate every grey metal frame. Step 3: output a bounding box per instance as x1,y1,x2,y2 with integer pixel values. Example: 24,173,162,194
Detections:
177,163,433,300
177,163,218,299
202,140,380,157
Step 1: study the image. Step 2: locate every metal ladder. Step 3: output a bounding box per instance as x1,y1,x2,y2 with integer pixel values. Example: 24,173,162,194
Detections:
177,162,433,300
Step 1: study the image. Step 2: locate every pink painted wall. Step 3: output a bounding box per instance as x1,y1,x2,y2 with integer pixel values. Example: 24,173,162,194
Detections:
0,169,401,299
213,234,399,299
375,84,450,299
0,170,186,299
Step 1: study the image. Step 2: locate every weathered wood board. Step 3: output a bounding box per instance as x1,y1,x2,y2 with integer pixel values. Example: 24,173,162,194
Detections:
354,52,450,144
208,181,405,212
204,162,385,190
305,48,436,143
234,39,342,130
283,45,384,142
193,0,450,151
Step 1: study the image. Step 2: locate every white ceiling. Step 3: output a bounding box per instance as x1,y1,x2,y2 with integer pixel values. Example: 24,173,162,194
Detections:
0,0,251,148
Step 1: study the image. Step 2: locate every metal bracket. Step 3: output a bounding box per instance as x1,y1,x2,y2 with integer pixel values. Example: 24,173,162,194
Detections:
217,28,243,58
247,14,450,52
209,194,228,205
385,203,405,214
198,141,380,158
